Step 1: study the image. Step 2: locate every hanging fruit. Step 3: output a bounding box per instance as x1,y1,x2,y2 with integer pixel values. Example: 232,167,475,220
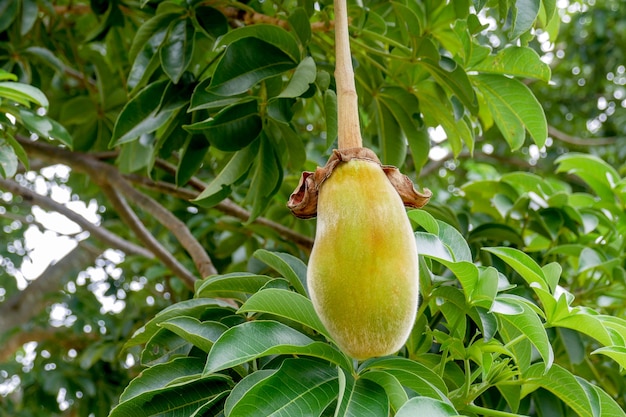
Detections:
287,0,432,359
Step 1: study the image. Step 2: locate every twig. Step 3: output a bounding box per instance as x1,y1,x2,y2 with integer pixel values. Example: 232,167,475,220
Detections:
0,177,153,258
548,125,619,146
334,0,362,149
101,184,198,289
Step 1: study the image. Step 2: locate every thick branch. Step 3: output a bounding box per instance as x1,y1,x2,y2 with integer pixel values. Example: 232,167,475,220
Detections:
334,0,362,149
100,184,198,289
109,178,217,278
0,241,101,337
17,137,216,282
0,177,153,258
548,125,619,146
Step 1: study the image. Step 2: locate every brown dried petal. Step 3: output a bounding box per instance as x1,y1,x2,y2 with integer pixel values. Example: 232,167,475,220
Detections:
288,147,432,219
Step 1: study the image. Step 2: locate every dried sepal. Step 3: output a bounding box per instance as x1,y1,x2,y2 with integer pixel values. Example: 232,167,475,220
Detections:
287,147,432,219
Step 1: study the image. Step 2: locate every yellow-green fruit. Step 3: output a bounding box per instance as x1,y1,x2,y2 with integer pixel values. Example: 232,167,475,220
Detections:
308,158,419,360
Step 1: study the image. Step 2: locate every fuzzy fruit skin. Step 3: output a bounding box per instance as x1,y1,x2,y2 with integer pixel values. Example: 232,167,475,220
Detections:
308,159,419,360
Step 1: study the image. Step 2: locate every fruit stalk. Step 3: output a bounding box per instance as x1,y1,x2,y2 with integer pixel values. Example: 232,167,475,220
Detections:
334,0,362,150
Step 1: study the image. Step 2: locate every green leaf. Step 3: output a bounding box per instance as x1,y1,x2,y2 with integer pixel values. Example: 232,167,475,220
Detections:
472,46,551,82
192,142,257,207
359,357,449,400
0,70,17,81
189,78,248,112
20,0,38,35
0,138,18,178
117,135,154,174
243,134,283,221
118,357,206,403
184,100,262,152
159,317,228,353
483,247,548,291
160,18,195,83
225,358,338,417
111,80,172,146
473,74,546,150
278,56,316,98
253,249,308,296
409,210,472,262
129,11,180,63
0,0,18,32
288,8,312,47
216,24,301,63
194,5,228,39
594,378,626,417
551,309,613,346
19,109,73,149
495,294,553,369
238,288,331,340
592,346,626,369
419,57,478,114
523,364,601,417
0,81,49,108
110,363,231,417
204,321,350,374
372,95,406,167
23,46,66,74
377,88,430,171
437,221,472,263
195,273,275,300
555,153,620,202
124,298,235,348
361,371,408,413
468,223,524,247
336,369,389,417
1,134,28,174
395,397,459,417
417,81,473,155
415,232,454,262
210,37,297,96
141,327,193,366
177,134,209,186
510,0,540,39
324,89,338,147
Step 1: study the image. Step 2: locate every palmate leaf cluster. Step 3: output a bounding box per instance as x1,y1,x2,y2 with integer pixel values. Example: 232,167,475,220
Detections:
1,0,626,416
111,149,626,416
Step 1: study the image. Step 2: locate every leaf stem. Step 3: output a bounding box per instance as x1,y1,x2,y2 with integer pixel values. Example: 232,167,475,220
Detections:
334,0,362,149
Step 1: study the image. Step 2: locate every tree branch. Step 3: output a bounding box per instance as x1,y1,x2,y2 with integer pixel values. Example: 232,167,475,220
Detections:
100,184,199,289
0,177,153,258
17,137,216,283
0,241,101,338
548,125,619,146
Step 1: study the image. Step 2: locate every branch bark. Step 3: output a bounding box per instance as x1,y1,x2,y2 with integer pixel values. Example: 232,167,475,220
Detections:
100,184,198,289
0,177,153,258
17,137,216,285
0,241,101,340
548,125,619,146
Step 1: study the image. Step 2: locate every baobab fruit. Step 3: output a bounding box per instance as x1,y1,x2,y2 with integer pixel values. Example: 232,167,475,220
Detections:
288,148,431,359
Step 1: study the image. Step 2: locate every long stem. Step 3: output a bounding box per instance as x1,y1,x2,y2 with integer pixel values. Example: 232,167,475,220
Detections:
334,0,362,149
